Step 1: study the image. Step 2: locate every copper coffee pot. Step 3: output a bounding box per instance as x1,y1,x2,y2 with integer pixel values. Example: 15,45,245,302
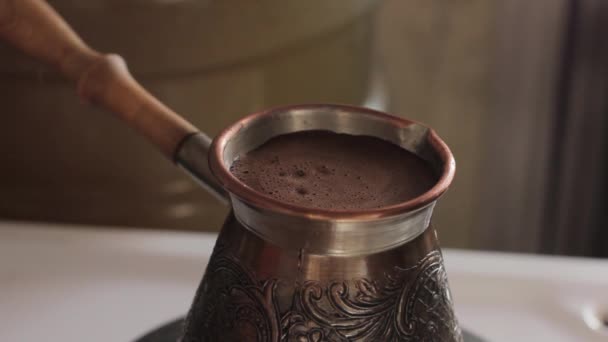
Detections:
0,1,462,341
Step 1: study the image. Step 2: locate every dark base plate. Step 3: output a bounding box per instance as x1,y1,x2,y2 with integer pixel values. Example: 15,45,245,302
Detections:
134,317,487,342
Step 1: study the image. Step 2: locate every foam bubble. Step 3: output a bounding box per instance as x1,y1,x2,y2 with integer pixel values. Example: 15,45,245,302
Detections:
296,187,308,195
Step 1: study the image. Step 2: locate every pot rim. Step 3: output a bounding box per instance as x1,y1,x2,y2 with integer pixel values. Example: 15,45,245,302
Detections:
209,103,455,221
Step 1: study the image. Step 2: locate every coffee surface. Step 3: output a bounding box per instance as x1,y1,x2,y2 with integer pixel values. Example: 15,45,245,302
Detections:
229,131,437,210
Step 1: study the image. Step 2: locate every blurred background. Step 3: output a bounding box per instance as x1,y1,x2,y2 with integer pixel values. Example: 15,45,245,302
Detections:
0,0,606,257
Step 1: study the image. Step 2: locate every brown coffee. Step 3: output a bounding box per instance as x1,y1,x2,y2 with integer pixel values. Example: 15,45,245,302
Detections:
229,130,437,210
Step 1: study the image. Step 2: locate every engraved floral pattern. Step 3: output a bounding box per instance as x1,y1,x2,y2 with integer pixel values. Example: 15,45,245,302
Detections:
182,247,462,342
182,244,281,342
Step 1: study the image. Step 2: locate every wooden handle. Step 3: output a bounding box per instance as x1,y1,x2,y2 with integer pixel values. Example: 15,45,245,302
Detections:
0,0,198,158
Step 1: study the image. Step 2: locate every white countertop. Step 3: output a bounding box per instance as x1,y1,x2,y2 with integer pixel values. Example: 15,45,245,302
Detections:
1,221,607,342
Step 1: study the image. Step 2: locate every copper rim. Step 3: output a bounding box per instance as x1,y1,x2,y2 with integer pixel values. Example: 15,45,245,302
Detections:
209,104,455,220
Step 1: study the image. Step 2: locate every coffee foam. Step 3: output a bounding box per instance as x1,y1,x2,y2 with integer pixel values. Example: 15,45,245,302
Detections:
229,131,437,211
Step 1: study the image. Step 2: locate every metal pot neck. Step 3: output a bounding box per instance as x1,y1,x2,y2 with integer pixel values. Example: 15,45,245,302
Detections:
231,196,436,255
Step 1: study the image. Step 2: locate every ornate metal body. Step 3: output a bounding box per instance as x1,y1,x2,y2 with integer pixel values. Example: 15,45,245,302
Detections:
176,105,462,341
183,215,461,341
